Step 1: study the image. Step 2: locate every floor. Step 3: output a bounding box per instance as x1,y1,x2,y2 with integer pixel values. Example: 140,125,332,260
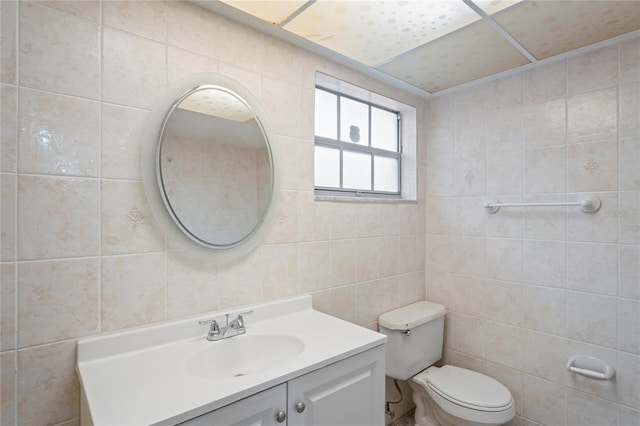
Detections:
389,408,415,426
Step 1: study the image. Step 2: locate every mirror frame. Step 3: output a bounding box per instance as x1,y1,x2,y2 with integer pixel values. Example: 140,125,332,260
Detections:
142,73,281,262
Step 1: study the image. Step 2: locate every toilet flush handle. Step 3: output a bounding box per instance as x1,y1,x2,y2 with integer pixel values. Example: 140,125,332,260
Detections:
402,329,411,336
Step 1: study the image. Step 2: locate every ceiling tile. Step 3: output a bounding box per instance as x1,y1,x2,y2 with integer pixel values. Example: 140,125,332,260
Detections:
473,0,522,16
282,0,482,66
221,0,308,25
377,20,531,93
494,0,640,59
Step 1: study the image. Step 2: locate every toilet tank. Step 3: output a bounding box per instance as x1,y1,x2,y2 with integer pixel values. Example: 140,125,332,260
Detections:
378,301,446,380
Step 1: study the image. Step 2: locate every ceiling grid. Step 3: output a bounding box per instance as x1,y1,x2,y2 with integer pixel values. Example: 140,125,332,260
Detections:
196,0,640,95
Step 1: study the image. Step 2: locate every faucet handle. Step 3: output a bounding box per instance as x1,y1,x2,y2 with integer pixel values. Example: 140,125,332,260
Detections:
236,310,254,329
199,319,220,336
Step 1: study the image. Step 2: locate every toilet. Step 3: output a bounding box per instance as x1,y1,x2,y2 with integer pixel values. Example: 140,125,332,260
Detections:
378,301,515,426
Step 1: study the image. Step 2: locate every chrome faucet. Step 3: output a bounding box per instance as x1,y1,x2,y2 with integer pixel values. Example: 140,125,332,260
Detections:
199,310,254,341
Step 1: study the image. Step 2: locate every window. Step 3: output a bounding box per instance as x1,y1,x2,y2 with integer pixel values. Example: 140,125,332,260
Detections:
314,73,416,200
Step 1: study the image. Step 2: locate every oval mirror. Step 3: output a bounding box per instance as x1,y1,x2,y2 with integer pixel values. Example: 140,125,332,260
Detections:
142,73,280,261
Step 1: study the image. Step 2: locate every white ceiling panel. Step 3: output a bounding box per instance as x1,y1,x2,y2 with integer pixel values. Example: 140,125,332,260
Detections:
282,0,482,66
474,0,522,16
221,0,308,25
196,0,640,96
494,0,640,59
377,20,531,92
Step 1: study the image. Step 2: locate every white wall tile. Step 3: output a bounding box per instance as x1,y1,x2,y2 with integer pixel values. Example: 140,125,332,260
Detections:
166,253,219,319
522,98,566,150
1,173,16,262
101,253,165,332
1,263,17,351
17,259,99,347
619,38,640,85
100,104,148,180
19,2,100,99
619,137,640,191
523,240,566,288
524,146,567,194
18,88,100,177
1,1,17,84
523,60,566,104
17,341,78,426
567,243,618,295
566,291,617,348
567,88,618,143
567,45,618,95
1,350,17,424
485,238,523,282
1,84,17,172
522,375,566,426
102,27,166,109
566,390,617,426
100,180,165,255
618,352,640,410
619,299,640,355
487,151,524,195
17,176,99,260
103,0,167,42
522,330,566,384
484,279,523,326
522,285,565,335
567,140,618,192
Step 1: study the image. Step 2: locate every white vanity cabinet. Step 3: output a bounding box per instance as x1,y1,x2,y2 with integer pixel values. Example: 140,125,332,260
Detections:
180,384,287,426
181,346,385,426
77,296,387,426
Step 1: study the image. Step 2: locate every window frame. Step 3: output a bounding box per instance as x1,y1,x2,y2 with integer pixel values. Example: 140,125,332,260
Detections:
314,86,403,199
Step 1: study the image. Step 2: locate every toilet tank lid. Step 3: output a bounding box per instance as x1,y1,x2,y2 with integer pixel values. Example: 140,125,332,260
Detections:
379,301,446,330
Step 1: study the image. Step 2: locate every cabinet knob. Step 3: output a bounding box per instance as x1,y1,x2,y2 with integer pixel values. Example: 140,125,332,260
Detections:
295,402,306,413
275,410,287,423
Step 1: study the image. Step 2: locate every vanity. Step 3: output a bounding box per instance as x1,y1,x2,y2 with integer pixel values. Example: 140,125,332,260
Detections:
77,295,386,425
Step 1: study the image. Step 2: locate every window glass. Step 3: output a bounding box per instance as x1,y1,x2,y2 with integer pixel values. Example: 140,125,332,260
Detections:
314,89,337,139
339,97,369,145
314,145,340,188
371,107,398,151
374,156,399,192
313,81,410,199
343,150,371,190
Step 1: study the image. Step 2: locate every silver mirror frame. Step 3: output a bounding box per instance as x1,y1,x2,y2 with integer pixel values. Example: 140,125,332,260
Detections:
142,73,281,262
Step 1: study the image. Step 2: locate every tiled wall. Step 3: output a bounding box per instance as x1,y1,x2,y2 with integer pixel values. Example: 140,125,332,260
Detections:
426,39,640,425
0,1,427,424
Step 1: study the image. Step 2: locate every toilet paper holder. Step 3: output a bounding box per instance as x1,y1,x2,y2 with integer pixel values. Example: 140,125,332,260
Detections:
566,355,615,380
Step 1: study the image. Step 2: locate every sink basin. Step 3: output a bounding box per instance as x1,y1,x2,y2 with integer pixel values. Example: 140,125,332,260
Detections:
186,334,304,379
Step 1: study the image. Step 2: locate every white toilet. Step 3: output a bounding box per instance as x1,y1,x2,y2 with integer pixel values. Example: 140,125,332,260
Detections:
379,301,515,426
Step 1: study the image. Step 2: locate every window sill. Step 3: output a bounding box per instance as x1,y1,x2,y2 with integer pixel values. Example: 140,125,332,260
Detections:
314,194,417,203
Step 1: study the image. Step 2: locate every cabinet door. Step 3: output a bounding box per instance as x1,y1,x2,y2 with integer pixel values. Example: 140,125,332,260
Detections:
180,383,287,426
287,345,385,426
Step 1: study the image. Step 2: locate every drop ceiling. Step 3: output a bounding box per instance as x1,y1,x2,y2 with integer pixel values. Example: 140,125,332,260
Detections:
193,0,640,97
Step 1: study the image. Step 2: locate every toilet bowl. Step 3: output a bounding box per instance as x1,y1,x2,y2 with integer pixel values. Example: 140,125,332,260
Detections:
410,365,515,426
378,301,515,426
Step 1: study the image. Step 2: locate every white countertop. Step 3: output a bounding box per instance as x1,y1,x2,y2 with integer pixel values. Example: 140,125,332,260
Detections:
77,295,386,425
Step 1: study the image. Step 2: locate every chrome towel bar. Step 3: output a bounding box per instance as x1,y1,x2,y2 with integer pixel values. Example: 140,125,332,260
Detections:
484,195,601,214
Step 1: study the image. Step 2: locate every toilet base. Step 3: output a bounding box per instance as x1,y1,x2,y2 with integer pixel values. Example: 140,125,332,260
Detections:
408,368,514,426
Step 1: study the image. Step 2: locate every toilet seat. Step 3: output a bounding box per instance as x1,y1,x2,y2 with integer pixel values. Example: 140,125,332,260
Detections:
412,366,515,424
424,365,513,411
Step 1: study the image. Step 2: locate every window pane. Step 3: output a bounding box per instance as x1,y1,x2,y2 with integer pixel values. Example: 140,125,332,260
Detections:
374,156,398,193
340,97,369,145
315,89,337,139
371,107,398,152
314,145,340,188
343,150,371,190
